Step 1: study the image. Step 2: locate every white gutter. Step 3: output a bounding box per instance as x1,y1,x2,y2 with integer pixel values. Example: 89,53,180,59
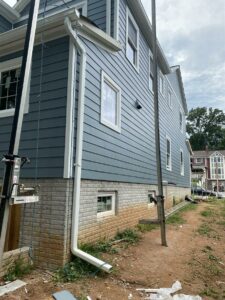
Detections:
64,14,112,274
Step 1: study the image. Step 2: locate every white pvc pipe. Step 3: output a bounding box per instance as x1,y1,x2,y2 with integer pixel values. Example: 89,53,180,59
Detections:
64,15,112,273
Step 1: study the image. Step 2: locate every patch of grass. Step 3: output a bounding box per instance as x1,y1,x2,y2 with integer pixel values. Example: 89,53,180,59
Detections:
200,288,220,299
208,254,219,262
202,245,213,253
217,220,225,226
4,257,32,281
55,256,102,283
179,203,198,213
166,213,185,225
114,228,141,244
201,208,215,217
136,223,159,233
197,223,213,236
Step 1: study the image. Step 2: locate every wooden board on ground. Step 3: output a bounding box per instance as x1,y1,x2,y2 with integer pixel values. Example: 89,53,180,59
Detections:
0,280,26,296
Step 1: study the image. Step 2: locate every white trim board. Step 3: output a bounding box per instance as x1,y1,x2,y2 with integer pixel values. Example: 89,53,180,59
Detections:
64,38,76,178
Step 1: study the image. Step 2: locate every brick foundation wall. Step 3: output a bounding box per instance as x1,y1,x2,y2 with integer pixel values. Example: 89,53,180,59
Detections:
78,181,190,243
3,179,190,270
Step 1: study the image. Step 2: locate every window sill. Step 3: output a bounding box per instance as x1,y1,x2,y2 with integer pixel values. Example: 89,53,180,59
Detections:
97,211,115,220
125,55,139,74
0,107,29,119
101,119,121,133
166,167,172,171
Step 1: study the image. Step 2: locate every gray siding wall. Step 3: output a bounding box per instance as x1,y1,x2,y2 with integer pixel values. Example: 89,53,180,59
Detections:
0,16,12,33
16,0,107,32
0,37,69,178
80,0,190,187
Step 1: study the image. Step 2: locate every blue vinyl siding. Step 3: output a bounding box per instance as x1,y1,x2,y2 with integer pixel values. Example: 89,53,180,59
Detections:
17,0,107,32
0,37,69,178
79,0,190,187
0,16,12,33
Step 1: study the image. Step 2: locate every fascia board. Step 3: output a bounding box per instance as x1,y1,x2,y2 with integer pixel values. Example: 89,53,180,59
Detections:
0,0,20,22
127,0,170,75
0,9,122,58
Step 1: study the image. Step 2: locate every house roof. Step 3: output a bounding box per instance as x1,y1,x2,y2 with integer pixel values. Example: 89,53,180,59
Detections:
0,0,20,22
0,8,122,58
170,65,188,115
193,150,225,158
13,0,171,75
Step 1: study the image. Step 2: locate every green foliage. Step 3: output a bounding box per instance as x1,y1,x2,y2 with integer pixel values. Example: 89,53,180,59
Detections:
114,228,141,244
197,223,213,236
201,208,215,217
187,107,225,151
55,257,100,282
4,258,32,281
137,223,159,232
166,213,185,225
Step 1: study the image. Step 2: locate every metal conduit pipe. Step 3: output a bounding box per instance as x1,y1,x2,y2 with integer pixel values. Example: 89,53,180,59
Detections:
64,14,112,273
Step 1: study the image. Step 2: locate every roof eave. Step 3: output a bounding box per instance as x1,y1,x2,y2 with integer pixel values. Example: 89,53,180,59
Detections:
128,0,170,75
0,8,122,58
0,0,20,22
13,0,29,13
171,65,188,115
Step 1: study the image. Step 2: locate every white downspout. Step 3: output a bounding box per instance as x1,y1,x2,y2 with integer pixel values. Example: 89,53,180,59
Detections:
64,14,112,273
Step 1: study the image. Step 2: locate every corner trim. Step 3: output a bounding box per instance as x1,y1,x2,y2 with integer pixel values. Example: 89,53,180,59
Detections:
64,38,76,178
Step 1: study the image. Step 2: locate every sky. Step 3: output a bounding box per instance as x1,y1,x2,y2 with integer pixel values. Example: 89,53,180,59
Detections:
4,0,225,112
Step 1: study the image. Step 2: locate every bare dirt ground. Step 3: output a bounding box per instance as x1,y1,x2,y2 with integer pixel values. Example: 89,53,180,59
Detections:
2,200,225,300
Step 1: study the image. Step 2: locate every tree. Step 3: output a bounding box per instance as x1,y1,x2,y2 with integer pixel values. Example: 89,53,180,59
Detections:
186,107,225,151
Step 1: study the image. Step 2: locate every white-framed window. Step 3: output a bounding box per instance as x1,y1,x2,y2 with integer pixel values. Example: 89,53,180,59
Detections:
180,149,184,176
210,152,225,180
149,51,154,93
126,7,139,70
195,158,203,163
159,74,164,95
101,71,121,132
179,110,183,132
168,89,172,109
166,135,172,171
0,57,29,118
148,190,156,208
97,192,116,218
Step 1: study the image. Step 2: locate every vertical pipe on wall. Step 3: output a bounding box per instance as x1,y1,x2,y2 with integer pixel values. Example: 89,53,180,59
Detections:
64,15,112,273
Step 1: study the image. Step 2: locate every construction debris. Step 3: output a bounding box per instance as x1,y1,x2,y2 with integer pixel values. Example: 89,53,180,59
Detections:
0,280,26,297
52,290,78,300
137,281,202,300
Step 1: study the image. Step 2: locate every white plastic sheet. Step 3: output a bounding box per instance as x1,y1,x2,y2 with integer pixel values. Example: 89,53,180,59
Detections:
137,281,202,300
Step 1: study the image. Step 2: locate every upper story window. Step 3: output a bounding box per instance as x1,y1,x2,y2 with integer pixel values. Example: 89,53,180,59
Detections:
126,7,139,70
0,57,29,118
166,136,172,171
195,158,203,163
179,110,183,132
159,74,164,95
101,71,121,133
210,152,225,180
149,52,154,93
180,149,184,176
168,89,172,108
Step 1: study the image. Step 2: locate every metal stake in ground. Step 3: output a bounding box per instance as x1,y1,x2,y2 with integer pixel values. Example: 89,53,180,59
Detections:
151,0,167,246
0,0,40,264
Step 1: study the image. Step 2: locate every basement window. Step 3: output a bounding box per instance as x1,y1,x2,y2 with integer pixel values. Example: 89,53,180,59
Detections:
97,192,116,218
0,57,29,118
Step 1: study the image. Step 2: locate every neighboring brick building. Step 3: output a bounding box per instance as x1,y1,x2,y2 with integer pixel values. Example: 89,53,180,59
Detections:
191,150,225,191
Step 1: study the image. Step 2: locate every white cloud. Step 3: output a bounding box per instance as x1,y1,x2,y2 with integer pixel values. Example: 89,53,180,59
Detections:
141,0,225,112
